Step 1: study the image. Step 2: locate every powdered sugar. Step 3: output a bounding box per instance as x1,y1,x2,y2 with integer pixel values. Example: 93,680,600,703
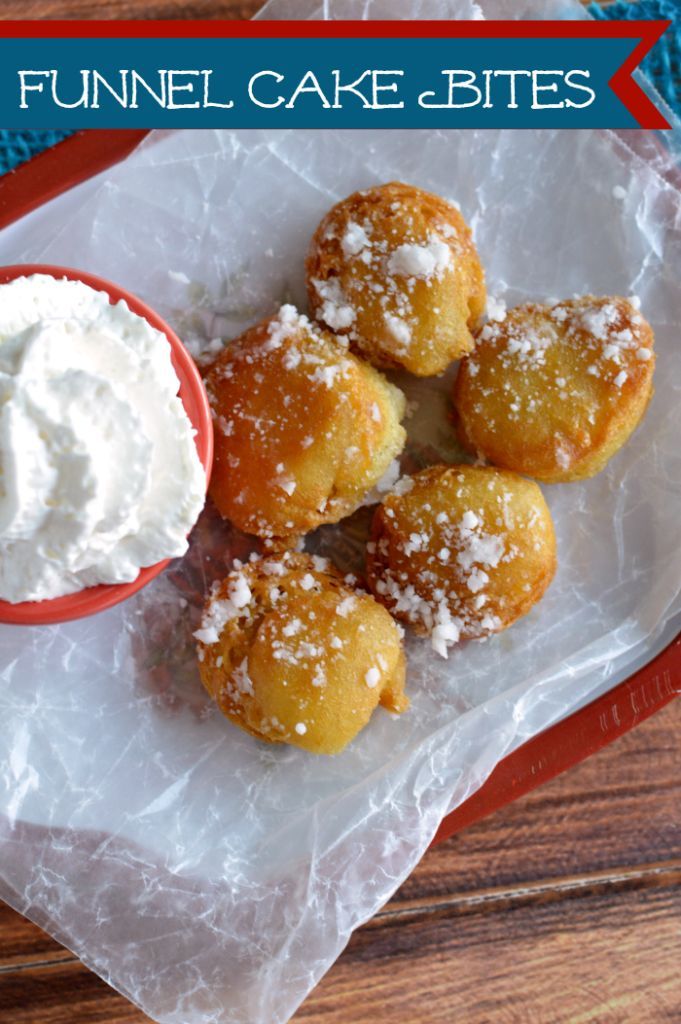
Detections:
364,667,380,688
312,277,356,330
374,459,401,494
579,302,619,341
466,568,489,593
505,326,552,368
194,572,252,645
387,237,452,281
486,295,507,322
232,658,254,698
456,528,504,573
282,618,303,638
311,364,342,388
336,595,357,618
430,605,461,659
384,313,412,348
341,221,371,258
265,304,306,350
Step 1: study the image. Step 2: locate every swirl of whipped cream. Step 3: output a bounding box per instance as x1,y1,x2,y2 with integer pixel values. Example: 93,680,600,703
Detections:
0,274,205,603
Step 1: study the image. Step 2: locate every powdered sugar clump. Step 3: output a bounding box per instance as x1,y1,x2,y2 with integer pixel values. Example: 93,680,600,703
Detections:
341,221,371,258
388,237,452,281
362,461,414,506
194,572,253,645
384,313,412,348
456,527,504,573
431,605,461,659
365,667,380,688
312,278,356,330
579,302,619,341
265,304,308,350
486,295,507,322
311,364,341,388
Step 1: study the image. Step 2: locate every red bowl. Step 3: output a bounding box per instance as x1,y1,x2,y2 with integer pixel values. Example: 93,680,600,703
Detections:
0,264,214,626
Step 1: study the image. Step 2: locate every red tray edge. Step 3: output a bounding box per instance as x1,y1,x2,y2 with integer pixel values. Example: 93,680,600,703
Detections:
0,128,679,846
0,129,149,231
433,635,681,843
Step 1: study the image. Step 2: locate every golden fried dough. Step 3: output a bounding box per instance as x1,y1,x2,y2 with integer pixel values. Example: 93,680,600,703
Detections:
306,182,486,377
204,305,406,541
453,296,655,483
366,465,556,656
195,553,408,754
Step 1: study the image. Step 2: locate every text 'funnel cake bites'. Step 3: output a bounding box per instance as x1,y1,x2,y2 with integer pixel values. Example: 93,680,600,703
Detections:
453,296,655,483
366,465,556,658
204,305,406,542
306,182,486,377
195,553,408,755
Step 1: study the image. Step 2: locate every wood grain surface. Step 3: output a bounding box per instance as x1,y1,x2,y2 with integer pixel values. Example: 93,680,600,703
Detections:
1,696,679,1023
0,0,259,18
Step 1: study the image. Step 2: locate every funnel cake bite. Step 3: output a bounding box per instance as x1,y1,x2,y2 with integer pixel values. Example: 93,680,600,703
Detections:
195,553,408,754
306,182,486,377
453,296,655,483
205,305,406,542
366,465,556,657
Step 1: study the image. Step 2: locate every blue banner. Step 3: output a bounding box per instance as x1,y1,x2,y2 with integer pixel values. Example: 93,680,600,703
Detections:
0,30,667,129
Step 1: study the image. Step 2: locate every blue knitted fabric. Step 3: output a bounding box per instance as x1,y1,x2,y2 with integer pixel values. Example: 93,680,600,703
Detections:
0,129,74,176
0,2,678,176
590,0,680,117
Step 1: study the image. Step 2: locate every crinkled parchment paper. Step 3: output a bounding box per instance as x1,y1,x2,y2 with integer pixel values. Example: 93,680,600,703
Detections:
1,2,681,1022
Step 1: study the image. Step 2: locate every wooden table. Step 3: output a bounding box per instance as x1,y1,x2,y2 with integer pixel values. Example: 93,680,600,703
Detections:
0,1,258,17
2,0,678,1021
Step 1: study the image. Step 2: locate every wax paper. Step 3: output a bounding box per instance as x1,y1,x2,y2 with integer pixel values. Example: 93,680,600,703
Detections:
1,3,681,1023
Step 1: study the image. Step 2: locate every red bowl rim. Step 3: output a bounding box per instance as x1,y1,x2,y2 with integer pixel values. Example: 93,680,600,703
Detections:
0,263,214,626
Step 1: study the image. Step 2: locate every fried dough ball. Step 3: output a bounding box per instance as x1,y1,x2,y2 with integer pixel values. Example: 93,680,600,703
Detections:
453,296,655,483
195,553,408,755
306,182,486,377
366,465,556,657
204,305,406,542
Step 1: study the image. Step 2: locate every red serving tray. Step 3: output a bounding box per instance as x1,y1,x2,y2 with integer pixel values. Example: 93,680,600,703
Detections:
0,129,679,847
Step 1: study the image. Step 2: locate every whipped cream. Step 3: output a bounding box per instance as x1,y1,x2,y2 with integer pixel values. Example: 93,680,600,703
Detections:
0,274,206,603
